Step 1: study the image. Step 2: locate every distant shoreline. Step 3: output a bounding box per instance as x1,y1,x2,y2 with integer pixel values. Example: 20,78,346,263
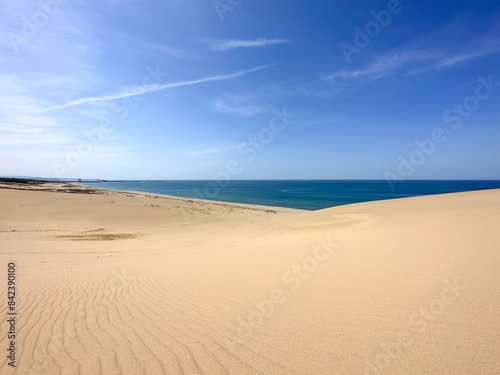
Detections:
0,178,305,214
79,179,500,211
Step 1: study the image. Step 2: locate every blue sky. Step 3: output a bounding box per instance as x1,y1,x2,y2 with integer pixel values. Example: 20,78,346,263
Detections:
1,0,499,180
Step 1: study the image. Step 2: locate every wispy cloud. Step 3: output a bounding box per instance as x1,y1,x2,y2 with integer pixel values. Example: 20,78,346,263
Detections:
325,41,500,82
45,65,274,111
324,51,429,81
0,133,68,145
0,2,104,150
404,47,498,76
213,100,267,116
185,144,242,157
184,147,226,157
0,74,71,147
208,38,288,51
128,38,191,59
142,43,184,58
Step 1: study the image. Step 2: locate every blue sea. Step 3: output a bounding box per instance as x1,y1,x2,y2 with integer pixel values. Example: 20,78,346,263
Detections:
81,180,500,211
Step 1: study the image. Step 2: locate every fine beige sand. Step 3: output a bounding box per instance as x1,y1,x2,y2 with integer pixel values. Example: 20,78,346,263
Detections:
0,184,499,374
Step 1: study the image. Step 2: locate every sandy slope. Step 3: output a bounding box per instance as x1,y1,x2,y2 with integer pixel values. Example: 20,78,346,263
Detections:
0,187,499,374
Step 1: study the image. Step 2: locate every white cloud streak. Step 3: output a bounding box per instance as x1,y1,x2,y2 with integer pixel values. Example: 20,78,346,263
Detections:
213,101,267,116
209,38,288,51
185,143,243,157
325,42,500,82
45,65,273,111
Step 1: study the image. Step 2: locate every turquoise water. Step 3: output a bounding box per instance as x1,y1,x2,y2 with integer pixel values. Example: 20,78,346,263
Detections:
81,180,500,211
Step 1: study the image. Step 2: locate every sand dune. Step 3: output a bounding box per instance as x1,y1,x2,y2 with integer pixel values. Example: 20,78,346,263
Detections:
1,186,499,374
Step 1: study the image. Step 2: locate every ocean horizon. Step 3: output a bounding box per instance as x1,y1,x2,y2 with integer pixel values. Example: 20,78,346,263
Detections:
80,180,500,211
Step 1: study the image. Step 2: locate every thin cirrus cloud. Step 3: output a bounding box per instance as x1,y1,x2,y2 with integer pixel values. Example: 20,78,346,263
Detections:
44,65,274,111
213,100,267,116
209,38,289,51
184,147,227,157
324,52,432,81
184,144,243,157
325,42,500,82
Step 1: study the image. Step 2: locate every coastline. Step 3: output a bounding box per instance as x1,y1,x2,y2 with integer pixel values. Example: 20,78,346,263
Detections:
74,183,308,213
0,179,306,214
77,179,500,211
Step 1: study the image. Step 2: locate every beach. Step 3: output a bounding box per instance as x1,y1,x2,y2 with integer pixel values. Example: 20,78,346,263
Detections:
1,183,499,374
